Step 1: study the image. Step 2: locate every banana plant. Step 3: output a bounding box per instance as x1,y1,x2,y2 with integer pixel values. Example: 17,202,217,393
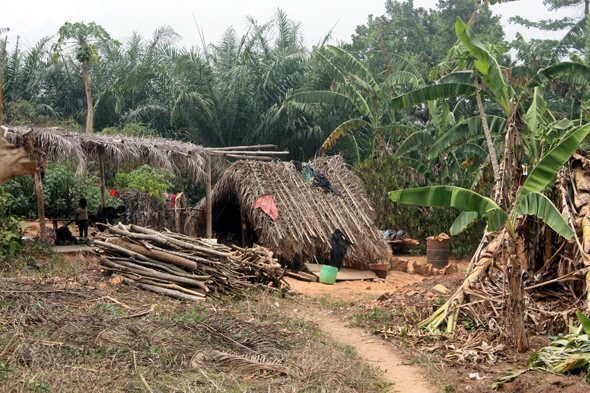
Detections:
390,122,590,238
388,123,590,338
390,18,590,191
283,45,424,161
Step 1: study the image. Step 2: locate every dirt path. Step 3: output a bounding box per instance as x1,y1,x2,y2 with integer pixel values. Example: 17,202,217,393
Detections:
285,273,437,393
289,299,435,393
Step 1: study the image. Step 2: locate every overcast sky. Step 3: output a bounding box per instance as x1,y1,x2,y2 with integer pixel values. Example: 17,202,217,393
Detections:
2,0,581,51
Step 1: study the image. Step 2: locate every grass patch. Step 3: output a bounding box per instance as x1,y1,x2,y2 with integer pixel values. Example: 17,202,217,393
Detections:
0,273,388,392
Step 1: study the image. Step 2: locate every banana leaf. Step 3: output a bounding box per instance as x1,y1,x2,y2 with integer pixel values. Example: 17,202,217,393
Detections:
452,143,489,161
518,122,590,205
441,71,480,85
327,45,380,92
576,312,590,336
527,62,590,88
388,53,425,87
395,132,435,158
389,186,508,231
383,71,425,91
284,91,357,112
455,17,506,101
450,211,481,236
515,192,575,239
426,115,505,159
390,83,477,111
376,124,419,137
401,158,436,184
319,119,371,154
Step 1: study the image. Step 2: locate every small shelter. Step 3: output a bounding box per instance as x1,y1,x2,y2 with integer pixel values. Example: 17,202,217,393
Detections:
185,156,390,269
4,125,221,239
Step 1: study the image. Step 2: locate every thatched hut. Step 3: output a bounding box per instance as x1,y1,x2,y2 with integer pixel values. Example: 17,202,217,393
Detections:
185,156,390,268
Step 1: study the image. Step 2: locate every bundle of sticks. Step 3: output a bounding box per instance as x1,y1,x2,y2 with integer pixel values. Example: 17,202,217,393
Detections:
94,224,288,301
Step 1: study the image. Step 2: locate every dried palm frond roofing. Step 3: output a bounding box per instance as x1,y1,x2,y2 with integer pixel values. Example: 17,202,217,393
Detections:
4,125,223,180
185,156,391,268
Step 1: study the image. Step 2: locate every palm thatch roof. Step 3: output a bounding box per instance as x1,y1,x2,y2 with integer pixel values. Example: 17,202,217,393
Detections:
4,125,222,180
185,156,391,268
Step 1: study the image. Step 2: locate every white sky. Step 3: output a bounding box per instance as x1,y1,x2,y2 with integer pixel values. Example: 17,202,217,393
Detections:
1,0,580,51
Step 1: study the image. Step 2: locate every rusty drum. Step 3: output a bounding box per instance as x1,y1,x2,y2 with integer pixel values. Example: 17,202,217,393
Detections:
427,237,450,269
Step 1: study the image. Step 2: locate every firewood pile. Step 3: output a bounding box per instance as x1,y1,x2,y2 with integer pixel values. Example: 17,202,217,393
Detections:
94,224,288,301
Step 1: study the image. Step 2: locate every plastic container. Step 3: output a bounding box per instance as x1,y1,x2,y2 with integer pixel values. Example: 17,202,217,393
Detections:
319,265,338,285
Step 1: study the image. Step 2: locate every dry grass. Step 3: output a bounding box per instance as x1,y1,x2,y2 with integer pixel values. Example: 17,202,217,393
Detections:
0,249,388,392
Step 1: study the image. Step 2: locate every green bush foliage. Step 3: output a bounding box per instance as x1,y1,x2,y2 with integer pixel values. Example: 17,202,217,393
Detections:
1,165,118,219
115,165,172,201
4,100,79,130
0,190,26,259
354,155,484,256
101,122,157,137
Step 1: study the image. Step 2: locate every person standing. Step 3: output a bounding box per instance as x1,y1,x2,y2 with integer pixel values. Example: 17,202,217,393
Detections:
76,198,89,239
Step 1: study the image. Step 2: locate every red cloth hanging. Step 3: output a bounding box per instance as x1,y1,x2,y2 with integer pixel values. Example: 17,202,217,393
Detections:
171,193,177,209
252,194,279,221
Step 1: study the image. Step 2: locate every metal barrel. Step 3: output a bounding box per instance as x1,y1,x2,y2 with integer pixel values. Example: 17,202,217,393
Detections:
427,238,449,269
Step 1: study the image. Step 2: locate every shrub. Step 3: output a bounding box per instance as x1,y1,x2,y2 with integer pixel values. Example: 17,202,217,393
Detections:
354,155,484,256
101,122,157,137
0,190,26,259
1,164,118,219
115,165,172,201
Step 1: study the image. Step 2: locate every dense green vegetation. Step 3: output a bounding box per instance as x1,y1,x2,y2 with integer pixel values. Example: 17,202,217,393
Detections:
1,0,589,256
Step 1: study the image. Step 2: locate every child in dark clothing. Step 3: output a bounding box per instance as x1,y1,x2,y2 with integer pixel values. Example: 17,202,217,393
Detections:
76,198,88,238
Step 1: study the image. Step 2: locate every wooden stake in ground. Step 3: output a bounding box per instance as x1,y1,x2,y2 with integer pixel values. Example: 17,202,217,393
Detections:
98,147,106,208
25,135,46,241
205,155,212,239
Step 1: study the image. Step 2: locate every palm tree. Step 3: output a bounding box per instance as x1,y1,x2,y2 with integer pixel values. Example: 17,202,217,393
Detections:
0,27,9,126
52,22,120,134
171,10,311,148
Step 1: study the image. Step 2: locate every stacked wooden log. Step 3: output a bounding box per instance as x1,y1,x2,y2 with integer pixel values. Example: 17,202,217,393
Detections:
94,224,287,301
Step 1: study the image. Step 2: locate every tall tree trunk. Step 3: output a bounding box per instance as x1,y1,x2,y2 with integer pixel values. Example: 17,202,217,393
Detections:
82,59,93,134
476,90,500,181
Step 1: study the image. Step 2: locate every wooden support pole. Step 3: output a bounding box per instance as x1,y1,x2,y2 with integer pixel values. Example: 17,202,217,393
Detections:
98,153,106,208
26,136,45,242
175,202,181,234
223,154,274,161
205,155,212,239
208,150,289,156
207,144,277,151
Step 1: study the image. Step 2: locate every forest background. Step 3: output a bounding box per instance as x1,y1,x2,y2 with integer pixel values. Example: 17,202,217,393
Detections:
1,0,587,256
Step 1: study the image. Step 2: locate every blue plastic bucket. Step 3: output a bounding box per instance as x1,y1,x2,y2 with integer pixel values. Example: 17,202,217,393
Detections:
319,265,338,285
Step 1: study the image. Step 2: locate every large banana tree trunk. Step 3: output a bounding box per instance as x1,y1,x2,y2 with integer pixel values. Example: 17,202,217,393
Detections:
83,59,93,134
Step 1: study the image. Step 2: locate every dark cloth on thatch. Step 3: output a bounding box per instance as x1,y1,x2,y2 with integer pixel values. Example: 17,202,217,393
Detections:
185,156,390,269
313,172,341,196
330,229,351,269
117,189,175,232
